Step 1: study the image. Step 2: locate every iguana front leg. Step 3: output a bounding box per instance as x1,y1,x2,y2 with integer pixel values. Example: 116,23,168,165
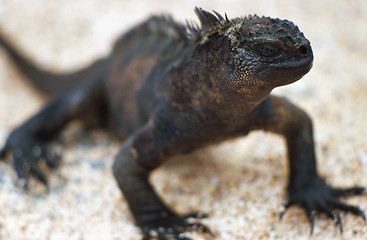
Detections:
0,81,105,188
112,121,211,240
253,96,365,233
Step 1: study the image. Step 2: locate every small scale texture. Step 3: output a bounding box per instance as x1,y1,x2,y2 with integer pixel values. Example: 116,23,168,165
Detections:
0,1,367,240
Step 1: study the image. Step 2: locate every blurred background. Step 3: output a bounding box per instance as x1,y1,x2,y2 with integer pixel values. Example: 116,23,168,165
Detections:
0,0,366,239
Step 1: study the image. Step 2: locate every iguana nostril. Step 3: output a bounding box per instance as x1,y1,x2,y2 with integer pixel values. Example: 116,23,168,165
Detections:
298,45,308,55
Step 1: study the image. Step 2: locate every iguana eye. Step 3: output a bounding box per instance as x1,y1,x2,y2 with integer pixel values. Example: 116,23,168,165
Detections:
257,44,280,57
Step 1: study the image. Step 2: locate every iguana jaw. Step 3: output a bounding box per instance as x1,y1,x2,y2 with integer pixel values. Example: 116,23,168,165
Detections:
225,53,313,94
267,55,314,85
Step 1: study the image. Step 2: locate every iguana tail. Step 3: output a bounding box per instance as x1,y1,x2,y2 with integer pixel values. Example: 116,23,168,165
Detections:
0,33,108,98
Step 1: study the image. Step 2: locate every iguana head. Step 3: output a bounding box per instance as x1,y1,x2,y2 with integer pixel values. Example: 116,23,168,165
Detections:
193,8,313,95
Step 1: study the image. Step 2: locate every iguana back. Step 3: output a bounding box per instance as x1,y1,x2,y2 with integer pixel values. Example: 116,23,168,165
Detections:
105,16,193,136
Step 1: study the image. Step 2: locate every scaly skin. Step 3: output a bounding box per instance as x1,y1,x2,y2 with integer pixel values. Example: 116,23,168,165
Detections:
0,7,365,239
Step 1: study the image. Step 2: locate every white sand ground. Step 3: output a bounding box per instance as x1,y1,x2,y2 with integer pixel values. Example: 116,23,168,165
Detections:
0,0,366,239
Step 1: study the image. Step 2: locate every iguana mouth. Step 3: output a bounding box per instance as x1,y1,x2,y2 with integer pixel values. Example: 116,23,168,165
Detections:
275,57,313,71
225,56,314,93
274,42,314,78
266,56,314,85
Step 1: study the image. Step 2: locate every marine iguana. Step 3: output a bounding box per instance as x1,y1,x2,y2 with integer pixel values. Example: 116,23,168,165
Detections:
0,7,365,239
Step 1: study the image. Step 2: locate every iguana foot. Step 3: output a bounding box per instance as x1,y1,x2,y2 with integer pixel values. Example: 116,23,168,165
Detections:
140,211,212,240
281,176,365,234
0,128,61,189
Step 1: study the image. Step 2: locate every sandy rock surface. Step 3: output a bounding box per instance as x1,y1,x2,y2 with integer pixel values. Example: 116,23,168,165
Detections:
0,0,366,239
